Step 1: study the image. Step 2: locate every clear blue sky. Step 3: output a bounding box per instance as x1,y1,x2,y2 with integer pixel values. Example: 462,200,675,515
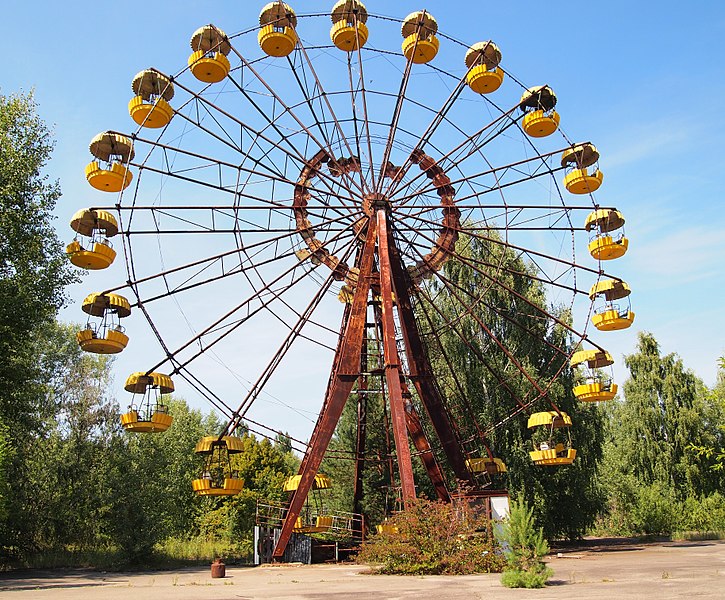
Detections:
3,1,724,441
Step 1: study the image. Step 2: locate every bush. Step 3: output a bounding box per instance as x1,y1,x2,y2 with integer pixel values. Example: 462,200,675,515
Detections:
497,499,552,588
630,483,679,535
500,568,551,588
356,498,505,575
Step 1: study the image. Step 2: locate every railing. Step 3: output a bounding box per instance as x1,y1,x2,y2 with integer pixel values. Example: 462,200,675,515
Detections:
256,499,363,540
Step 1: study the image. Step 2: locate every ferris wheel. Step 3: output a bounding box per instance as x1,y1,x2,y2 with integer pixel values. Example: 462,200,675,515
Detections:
66,0,634,559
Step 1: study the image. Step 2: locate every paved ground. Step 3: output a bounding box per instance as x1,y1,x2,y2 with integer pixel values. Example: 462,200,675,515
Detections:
0,539,723,599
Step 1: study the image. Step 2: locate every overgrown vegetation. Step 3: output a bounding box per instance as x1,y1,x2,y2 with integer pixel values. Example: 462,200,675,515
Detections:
1,91,724,572
498,499,552,588
597,334,725,536
357,498,505,575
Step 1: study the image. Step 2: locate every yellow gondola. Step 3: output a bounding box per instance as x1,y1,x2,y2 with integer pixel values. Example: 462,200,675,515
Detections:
121,372,174,433
465,41,504,94
188,25,232,83
585,208,629,260
571,348,617,402
66,208,119,270
85,132,134,193
330,0,369,51
561,143,603,195
401,11,439,64
283,472,333,533
467,456,508,475
77,293,131,354
520,85,560,138
128,69,174,128
192,436,245,496
258,2,298,57
283,473,332,491
589,279,635,331
528,411,576,466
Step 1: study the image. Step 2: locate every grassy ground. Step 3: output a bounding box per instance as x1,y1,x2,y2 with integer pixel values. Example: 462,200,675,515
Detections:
2,539,251,571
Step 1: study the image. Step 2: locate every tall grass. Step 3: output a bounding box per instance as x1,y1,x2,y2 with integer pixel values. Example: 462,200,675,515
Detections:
8,537,253,571
156,537,251,563
671,530,725,541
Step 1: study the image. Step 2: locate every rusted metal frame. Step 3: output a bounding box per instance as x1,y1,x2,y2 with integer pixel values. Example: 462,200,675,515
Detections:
499,204,573,231
120,228,321,234
352,323,368,540
100,215,351,296
351,11,378,192
370,302,451,502
306,85,491,171
391,145,573,206
372,305,398,493
406,56,578,219
414,296,496,461
221,268,341,436
401,389,451,501
124,81,341,202
375,13,420,187
124,136,347,216
228,45,367,199
376,207,416,505
401,232,584,297
383,40,520,201
483,349,574,436
106,202,609,212
450,226,617,297
176,72,365,205
403,225,577,398
294,39,370,196
399,161,564,221
412,278,528,411
144,217,361,375
164,364,237,419
381,59,475,200
432,268,570,361
415,258,561,414
385,107,521,203
172,92,251,161
417,267,576,428
214,87,362,224
116,215,358,307
384,222,477,489
397,224,589,233
272,218,378,559
344,56,370,194
399,202,589,232
403,208,613,284
399,220,590,339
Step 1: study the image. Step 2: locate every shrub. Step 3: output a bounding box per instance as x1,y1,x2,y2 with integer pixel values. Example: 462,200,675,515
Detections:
497,499,552,588
357,497,505,575
630,483,679,535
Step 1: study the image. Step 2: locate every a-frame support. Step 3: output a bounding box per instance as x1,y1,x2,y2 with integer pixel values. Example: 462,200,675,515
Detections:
273,203,471,559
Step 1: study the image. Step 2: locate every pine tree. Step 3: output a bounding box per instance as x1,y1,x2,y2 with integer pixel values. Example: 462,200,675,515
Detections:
498,498,552,588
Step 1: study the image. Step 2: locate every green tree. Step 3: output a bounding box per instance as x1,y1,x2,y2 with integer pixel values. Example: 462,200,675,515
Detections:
600,333,724,534
321,232,604,539
2,321,120,555
0,91,76,433
498,499,552,588
197,432,298,557
106,399,221,563
0,91,76,551
423,232,605,539
690,357,725,472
